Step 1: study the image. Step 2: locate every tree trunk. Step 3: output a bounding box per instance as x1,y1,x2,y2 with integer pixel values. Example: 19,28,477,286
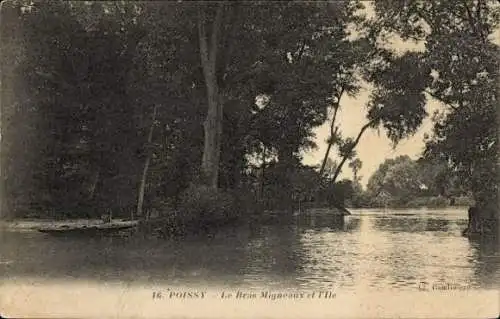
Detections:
278,147,294,213
198,5,224,189
468,191,499,236
136,104,158,220
319,142,335,178
258,147,266,201
87,168,100,201
319,89,343,178
331,120,374,183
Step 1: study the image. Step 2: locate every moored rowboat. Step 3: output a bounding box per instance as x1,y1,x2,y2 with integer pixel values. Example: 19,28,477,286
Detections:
38,220,139,235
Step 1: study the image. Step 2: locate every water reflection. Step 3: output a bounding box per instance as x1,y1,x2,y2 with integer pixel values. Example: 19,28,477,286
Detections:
1,208,498,291
372,216,451,233
241,225,305,288
467,235,500,289
295,212,360,233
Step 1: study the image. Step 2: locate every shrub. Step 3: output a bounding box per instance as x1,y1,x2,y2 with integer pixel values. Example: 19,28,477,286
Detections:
178,184,238,225
405,197,427,208
231,187,265,219
425,196,448,208
405,196,448,208
452,196,475,207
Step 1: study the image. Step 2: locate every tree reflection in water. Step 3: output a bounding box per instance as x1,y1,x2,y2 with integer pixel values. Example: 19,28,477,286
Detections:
467,235,500,289
0,209,498,291
372,215,451,233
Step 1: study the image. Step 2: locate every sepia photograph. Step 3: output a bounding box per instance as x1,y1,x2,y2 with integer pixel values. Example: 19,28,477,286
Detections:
0,1,499,318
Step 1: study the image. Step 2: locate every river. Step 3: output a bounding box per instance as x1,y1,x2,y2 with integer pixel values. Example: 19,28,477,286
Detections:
1,207,499,318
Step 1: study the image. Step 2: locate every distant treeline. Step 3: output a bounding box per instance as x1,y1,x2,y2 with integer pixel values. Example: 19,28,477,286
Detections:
349,155,475,209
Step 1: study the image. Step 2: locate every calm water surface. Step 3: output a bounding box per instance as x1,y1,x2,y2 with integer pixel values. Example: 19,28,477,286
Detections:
1,208,499,291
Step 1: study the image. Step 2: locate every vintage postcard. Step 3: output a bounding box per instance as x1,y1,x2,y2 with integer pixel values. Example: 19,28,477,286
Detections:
1,1,499,318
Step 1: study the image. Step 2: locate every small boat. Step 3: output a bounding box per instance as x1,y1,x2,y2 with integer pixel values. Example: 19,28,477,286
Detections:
38,220,139,236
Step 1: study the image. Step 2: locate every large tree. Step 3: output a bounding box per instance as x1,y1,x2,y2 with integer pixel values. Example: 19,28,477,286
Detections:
374,0,499,234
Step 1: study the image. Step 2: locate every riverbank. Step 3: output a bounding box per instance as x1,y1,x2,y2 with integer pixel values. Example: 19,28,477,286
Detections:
0,207,348,235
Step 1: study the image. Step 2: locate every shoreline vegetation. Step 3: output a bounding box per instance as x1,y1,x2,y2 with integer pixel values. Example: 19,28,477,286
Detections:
0,176,485,238
351,195,475,210
1,198,472,231
4,198,496,239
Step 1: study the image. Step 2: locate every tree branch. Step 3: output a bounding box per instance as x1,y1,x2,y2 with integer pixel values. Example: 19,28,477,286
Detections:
463,0,476,31
424,3,442,35
318,86,345,177
476,0,482,20
476,0,486,39
425,89,459,111
462,0,484,39
331,118,376,182
295,38,307,61
219,4,238,89
197,8,210,77
330,106,340,138
136,104,159,219
329,86,345,137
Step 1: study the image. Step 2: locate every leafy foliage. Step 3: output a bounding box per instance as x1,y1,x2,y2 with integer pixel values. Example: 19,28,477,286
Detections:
366,156,421,206
365,52,431,143
374,0,499,227
178,184,237,224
